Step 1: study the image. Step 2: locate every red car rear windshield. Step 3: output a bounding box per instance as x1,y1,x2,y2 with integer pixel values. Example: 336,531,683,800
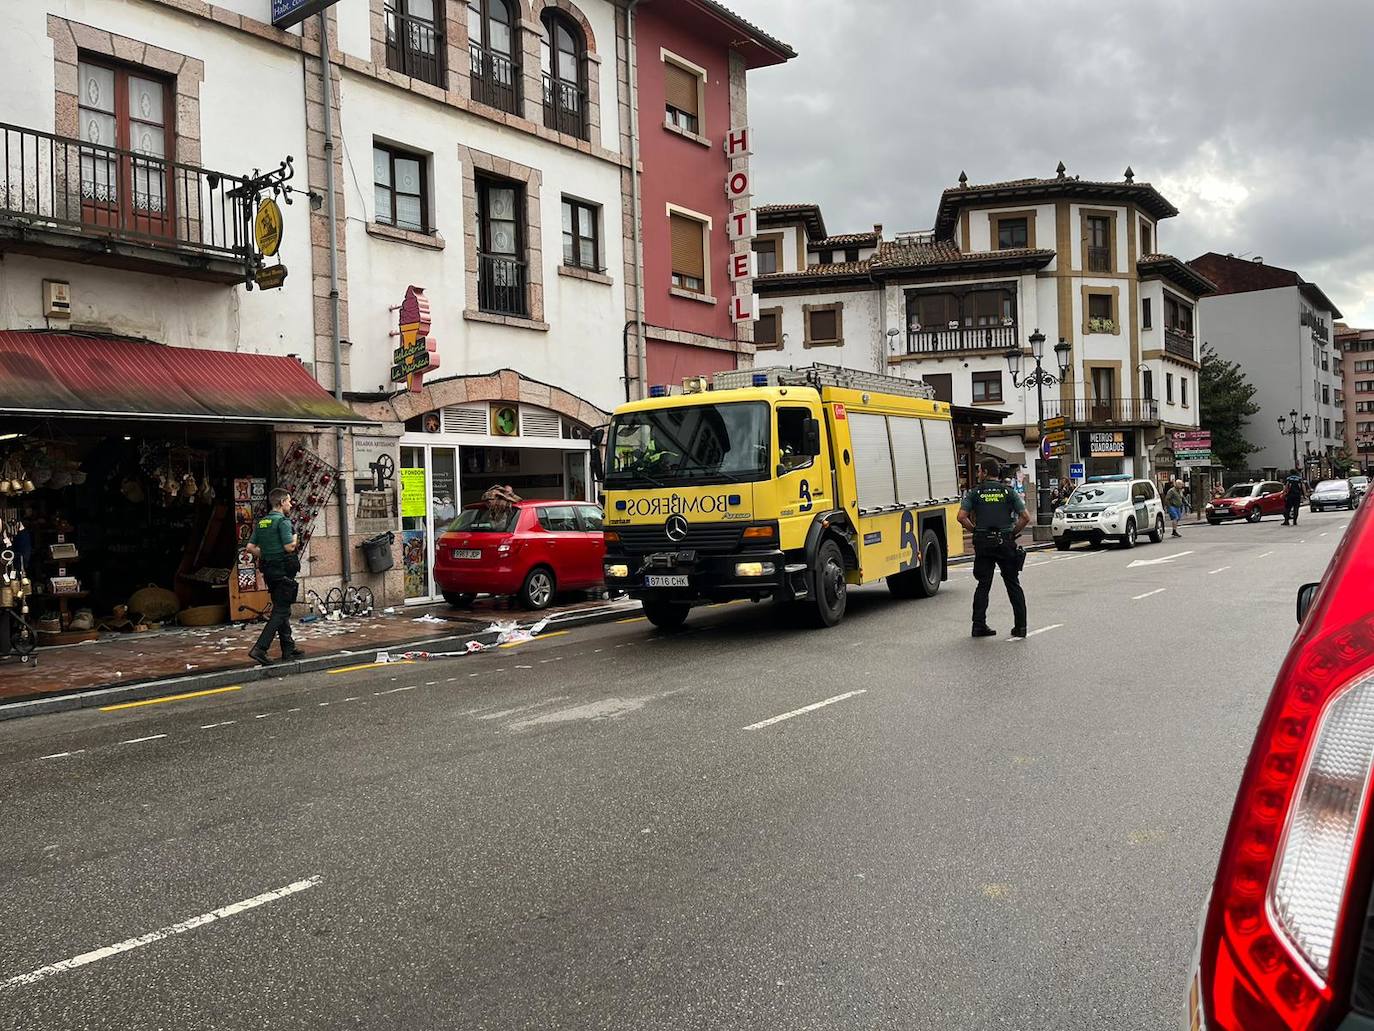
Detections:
448,507,518,533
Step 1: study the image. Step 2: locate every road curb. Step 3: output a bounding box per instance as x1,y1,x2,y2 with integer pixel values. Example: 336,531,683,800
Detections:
0,601,638,724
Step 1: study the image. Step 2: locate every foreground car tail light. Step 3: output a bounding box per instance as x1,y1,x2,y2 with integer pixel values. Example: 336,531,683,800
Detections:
1202,603,1374,1029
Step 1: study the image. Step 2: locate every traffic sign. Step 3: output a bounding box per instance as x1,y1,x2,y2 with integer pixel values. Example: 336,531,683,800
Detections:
1041,437,1068,459
1070,463,1085,480
1044,416,1067,432
1044,429,1068,444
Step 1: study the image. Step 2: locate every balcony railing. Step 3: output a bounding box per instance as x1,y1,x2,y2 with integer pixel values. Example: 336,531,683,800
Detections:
905,323,1017,355
478,253,527,317
1043,397,1160,426
0,121,250,261
385,7,445,87
1164,327,1196,361
542,73,587,139
470,43,521,115
1086,245,1111,273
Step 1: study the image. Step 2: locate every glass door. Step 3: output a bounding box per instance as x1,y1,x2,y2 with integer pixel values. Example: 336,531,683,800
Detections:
428,448,458,596
401,446,429,601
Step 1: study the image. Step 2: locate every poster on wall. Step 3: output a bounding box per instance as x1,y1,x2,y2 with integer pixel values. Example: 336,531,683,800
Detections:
353,434,396,492
431,465,457,526
400,467,427,518
402,529,428,599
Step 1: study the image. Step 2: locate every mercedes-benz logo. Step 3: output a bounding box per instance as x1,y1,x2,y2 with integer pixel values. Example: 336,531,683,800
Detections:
665,514,690,543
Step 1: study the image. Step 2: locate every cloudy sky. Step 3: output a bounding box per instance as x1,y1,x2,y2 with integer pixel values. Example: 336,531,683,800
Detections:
733,0,1374,325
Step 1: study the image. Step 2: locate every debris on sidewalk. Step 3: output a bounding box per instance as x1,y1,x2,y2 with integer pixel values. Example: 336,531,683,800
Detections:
376,640,486,663
487,617,550,645
411,614,448,624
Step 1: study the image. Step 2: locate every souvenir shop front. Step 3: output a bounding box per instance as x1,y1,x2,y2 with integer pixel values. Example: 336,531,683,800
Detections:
395,400,595,604
0,332,371,649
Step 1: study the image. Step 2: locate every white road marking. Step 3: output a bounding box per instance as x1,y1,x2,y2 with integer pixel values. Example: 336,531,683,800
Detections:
39,750,84,760
1320,532,1329,537
1208,567,1230,575
120,734,167,746
1006,624,1064,642
254,714,271,720
424,681,437,686
341,696,361,703
446,678,458,683
0,876,322,991
744,690,868,731
1126,551,1193,569
199,721,235,730
378,685,416,695
1132,589,1167,600
286,708,301,713
1257,551,1275,559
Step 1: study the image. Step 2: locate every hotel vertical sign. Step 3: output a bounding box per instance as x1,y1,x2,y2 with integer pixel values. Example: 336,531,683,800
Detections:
724,127,757,325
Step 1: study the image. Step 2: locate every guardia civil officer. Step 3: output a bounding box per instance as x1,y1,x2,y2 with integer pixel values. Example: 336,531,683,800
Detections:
957,458,1031,638
246,488,305,665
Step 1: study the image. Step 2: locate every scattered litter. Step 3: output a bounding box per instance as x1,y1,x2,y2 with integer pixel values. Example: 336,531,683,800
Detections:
383,607,397,614
487,617,549,645
185,664,197,671
376,640,487,663
411,614,447,624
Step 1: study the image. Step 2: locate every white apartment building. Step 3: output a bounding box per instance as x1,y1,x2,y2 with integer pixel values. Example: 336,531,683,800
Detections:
1190,253,1344,478
754,167,1211,492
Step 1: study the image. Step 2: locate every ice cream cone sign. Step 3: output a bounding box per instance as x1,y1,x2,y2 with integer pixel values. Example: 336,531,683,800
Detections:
390,284,441,393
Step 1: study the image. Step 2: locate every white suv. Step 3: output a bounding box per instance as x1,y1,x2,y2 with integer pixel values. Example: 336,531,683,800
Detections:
1051,475,1167,550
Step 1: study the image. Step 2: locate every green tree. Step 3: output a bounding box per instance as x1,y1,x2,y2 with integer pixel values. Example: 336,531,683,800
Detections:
1199,342,1261,471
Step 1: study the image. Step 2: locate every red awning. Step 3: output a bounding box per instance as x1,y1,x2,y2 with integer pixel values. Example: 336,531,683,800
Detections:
0,331,372,426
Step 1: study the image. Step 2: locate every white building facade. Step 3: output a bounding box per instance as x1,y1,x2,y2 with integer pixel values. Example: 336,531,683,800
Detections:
755,169,1211,496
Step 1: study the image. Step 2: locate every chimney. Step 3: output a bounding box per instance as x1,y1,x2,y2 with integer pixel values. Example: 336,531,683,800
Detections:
873,223,883,238
1253,256,1264,264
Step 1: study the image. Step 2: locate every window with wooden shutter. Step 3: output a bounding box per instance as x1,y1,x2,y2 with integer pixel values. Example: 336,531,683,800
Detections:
804,303,842,347
810,309,837,341
670,213,705,293
755,310,781,348
663,58,701,133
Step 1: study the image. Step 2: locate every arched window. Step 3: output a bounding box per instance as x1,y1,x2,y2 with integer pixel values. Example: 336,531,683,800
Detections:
468,0,520,114
540,10,587,138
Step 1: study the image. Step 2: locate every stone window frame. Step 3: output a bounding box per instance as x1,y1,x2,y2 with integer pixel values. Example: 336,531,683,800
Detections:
458,143,547,330
48,16,205,167
1079,207,1118,274
1081,284,1121,336
989,209,1036,251
803,301,844,348
754,306,784,350
367,0,603,150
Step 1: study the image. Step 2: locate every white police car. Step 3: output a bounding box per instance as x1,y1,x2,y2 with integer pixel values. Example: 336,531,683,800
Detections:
1051,475,1166,550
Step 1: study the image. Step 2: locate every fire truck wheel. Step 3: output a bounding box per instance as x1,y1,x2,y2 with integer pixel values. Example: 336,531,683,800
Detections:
642,599,690,630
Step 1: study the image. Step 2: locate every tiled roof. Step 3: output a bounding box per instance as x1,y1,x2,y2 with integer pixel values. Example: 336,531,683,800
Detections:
755,242,1055,286
692,0,796,63
934,173,1179,235
756,202,827,239
1137,253,1216,296
1189,252,1342,317
758,259,872,281
810,232,880,249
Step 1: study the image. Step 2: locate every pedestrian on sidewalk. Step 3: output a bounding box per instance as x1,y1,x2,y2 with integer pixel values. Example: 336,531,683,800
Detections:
1282,468,1306,526
958,458,1031,639
246,488,304,665
1165,479,1185,537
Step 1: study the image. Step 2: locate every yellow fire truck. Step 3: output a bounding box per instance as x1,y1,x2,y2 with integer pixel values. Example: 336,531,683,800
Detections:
593,364,966,629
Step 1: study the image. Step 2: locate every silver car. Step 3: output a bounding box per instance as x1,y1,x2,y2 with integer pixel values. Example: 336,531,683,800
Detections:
1309,478,1355,511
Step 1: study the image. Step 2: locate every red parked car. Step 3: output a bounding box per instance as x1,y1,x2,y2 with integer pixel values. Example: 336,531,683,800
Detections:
1206,480,1286,524
433,501,606,610
1190,493,1374,1029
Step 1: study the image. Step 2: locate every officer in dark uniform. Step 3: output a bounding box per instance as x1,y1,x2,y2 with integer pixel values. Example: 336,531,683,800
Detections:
957,458,1031,638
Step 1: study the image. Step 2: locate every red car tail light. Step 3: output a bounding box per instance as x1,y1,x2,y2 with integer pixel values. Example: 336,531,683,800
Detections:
1201,506,1374,1029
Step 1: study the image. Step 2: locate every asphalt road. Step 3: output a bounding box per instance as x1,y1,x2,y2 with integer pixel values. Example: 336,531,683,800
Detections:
0,509,1354,1030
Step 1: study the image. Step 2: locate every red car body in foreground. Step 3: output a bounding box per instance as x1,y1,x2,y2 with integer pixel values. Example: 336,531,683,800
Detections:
433,501,606,610
1207,481,1288,524
1192,495,1374,1029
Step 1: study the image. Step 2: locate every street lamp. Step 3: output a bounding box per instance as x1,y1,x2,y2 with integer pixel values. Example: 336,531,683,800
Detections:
1006,329,1072,528
1277,408,1311,472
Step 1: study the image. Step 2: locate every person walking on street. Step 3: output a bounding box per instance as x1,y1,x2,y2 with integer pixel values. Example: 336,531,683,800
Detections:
246,488,304,665
1165,479,1185,537
1282,468,1306,526
958,458,1031,639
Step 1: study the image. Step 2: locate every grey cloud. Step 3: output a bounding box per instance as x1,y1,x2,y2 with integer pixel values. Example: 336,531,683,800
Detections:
735,0,1374,322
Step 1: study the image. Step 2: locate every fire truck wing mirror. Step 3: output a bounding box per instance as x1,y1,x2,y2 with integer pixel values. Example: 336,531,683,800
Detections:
589,426,606,482
803,418,822,456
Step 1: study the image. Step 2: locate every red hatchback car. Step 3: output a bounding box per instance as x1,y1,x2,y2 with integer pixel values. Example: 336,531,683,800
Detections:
1207,480,1287,524
1191,495,1374,1029
433,501,606,610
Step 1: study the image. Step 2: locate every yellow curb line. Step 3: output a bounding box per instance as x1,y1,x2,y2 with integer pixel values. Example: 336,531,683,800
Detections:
100,685,242,712
499,630,571,649
327,660,414,675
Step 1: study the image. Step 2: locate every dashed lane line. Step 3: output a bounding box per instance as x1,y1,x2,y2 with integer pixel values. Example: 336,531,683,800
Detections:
199,721,236,730
1005,624,1064,642
119,734,167,746
744,690,868,731
1132,589,1167,601
0,875,322,991
1257,551,1275,559
1208,567,1231,575
39,750,85,760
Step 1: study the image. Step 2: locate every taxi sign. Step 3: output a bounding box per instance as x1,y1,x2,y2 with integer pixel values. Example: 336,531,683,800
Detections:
254,197,284,257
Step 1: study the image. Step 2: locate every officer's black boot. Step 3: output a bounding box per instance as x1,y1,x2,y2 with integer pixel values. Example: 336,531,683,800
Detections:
1010,626,1027,638
971,625,997,638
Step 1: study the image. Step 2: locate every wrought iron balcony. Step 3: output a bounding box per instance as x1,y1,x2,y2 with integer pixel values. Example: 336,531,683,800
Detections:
470,43,521,115
0,121,252,282
385,5,445,87
542,73,587,139
905,323,1017,355
1043,397,1160,427
478,252,527,317
1086,245,1111,273
1164,327,1196,361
